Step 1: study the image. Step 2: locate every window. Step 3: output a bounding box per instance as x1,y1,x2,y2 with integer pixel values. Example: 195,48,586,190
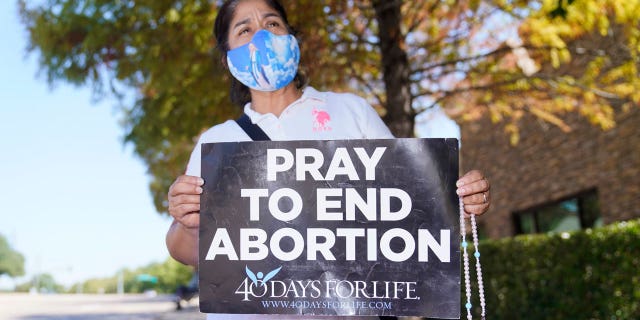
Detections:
513,189,602,235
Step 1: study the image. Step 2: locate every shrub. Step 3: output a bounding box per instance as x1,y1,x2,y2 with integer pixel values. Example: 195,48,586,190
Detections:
464,219,640,319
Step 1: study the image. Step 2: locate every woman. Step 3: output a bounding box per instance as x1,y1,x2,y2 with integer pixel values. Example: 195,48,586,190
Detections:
167,0,491,318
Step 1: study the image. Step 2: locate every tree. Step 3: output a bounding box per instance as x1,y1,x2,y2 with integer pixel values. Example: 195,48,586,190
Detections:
334,0,640,141
0,234,25,278
19,0,640,214
14,273,64,293
73,257,193,294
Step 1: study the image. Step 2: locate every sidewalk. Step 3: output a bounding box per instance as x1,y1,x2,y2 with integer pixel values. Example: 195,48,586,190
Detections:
0,293,205,320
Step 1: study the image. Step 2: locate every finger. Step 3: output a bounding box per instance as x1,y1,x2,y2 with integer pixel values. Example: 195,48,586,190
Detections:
456,170,483,187
169,179,204,197
457,177,490,197
169,194,201,207
169,203,201,220
177,212,200,229
175,203,201,215
462,192,489,205
463,203,490,216
176,175,205,186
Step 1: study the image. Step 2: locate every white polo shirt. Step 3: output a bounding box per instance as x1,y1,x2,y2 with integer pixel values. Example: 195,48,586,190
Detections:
186,87,393,320
185,86,394,177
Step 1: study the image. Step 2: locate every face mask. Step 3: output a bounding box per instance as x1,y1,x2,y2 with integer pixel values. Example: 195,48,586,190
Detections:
227,29,300,92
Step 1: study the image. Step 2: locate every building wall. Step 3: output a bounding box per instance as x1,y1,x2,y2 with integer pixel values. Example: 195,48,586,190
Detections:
459,107,640,238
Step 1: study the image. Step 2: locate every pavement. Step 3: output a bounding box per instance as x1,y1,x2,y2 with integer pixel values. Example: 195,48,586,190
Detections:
0,293,205,320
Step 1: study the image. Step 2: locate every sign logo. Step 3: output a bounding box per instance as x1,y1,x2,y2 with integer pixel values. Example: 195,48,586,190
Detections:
245,265,282,287
236,265,421,303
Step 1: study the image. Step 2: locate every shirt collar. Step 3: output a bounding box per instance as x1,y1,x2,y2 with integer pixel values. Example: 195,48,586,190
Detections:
299,86,325,103
243,86,325,123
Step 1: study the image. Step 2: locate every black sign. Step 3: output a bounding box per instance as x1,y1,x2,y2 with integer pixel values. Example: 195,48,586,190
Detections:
199,138,460,318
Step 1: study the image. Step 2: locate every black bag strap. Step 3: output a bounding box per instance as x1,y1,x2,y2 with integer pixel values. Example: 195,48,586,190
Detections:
235,113,271,141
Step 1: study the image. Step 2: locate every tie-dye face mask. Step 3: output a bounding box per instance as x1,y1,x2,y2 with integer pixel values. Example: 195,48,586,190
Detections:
226,29,300,92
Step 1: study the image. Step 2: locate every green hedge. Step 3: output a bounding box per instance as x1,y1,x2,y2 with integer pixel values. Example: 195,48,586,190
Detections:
465,219,640,319
74,257,193,294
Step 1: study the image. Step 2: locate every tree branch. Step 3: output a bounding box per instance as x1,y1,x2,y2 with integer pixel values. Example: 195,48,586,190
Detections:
405,2,441,34
348,67,386,106
410,46,514,76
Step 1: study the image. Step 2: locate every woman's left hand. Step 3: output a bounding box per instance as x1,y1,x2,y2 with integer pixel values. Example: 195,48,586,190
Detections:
456,169,491,216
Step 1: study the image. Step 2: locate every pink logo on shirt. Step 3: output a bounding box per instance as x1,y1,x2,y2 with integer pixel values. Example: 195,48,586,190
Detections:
312,108,332,132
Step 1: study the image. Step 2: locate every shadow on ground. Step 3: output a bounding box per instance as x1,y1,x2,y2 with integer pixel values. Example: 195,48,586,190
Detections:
16,305,204,320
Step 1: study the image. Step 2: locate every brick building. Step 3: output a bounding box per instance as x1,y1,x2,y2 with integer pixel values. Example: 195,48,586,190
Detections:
459,106,640,238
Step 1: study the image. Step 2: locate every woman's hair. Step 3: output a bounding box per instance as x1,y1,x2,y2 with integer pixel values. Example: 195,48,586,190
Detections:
213,0,307,107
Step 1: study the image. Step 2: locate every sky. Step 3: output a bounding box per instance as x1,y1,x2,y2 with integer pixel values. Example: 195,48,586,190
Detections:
0,1,172,289
0,1,459,290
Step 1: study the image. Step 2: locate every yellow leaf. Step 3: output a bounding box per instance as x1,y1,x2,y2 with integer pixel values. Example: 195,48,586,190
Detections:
166,8,180,23
529,106,572,132
550,48,560,68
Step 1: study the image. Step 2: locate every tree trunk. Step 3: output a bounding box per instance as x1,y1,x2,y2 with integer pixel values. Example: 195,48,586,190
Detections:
373,0,415,138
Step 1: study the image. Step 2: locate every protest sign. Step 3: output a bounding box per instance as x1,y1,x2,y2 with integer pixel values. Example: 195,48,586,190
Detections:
199,138,460,318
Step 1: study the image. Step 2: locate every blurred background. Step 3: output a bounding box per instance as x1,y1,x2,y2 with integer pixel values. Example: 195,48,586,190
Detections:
0,0,180,294
0,0,638,319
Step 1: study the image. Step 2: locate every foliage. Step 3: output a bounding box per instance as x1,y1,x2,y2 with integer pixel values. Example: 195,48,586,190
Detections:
14,273,65,293
0,234,25,278
18,0,640,214
467,219,640,319
74,257,193,294
446,0,640,145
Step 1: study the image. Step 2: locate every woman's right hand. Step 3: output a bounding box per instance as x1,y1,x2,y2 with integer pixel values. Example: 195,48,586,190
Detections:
168,175,204,229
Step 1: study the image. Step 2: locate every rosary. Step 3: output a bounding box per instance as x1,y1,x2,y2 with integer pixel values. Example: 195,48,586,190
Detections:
460,197,486,320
